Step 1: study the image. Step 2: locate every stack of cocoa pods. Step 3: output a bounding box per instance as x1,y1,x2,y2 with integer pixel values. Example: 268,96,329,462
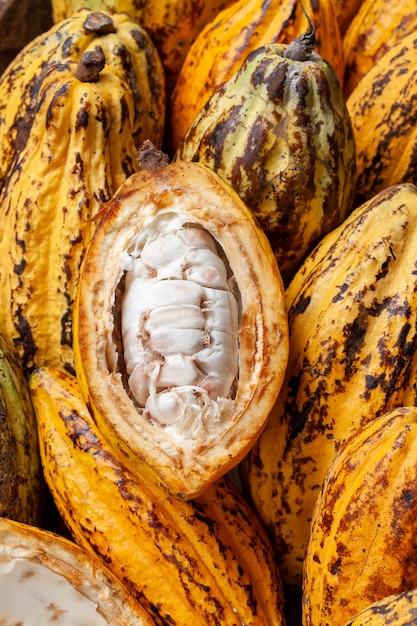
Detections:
1,0,417,624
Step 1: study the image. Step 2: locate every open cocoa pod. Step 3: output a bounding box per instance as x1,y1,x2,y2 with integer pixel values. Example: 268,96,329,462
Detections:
73,152,289,498
0,516,154,624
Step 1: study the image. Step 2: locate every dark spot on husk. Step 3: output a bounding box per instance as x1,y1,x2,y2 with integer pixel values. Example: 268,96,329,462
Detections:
293,294,311,315
75,105,89,131
45,80,70,128
14,310,36,377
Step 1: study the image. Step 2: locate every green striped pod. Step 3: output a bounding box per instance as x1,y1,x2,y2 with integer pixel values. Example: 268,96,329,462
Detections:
176,34,356,285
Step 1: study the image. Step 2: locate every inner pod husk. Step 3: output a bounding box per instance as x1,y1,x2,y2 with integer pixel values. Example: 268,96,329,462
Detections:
74,162,289,498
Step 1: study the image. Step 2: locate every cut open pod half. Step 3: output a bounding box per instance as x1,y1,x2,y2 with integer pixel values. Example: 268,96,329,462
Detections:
74,157,289,498
0,517,154,624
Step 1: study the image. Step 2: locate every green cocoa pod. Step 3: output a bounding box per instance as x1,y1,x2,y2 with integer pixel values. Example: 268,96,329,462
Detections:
0,334,44,526
175,26,356,285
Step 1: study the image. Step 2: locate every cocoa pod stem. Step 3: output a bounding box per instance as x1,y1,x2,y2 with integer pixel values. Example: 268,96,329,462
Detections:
83,12,117,34
137,139,170,170
75,46,105,82
283,1,316,61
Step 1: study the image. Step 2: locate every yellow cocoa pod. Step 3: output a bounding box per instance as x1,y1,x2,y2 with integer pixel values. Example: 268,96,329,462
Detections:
0,9,165,192
0,20,165,378
29,365,286,625
243,183,417,588
303,406,417,626
168,0,344,154
50,0,236,95
0,516,155,624
73,150,289,498
347,30,417,206
342,589,417,626
0,333,44,526
176,31,356,285
331,0,365,36
343,0,417,98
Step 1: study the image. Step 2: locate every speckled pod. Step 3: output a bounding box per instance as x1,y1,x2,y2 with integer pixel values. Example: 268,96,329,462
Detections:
50,0,235,96
29,366,286,626
342,589,417,626
347,30,417,206
343,0,417,98
0,22,165,378
303,406,417,626
176,38,356,285
243,183,417,588
0,9,165,192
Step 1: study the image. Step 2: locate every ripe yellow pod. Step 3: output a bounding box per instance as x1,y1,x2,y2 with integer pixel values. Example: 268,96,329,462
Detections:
243,183,417,588
0,9,165,192
29,365,286,625
347,30,417,206
303,406,417,626
343,0,417,98
50,0,237,95
73,152,289,499
0,14,165,378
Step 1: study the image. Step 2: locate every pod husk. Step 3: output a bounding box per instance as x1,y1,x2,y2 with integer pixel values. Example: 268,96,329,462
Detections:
73,159,289,498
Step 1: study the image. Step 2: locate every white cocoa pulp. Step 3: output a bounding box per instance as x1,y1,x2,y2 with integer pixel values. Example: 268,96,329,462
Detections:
0,557,107,625
121,220,240,435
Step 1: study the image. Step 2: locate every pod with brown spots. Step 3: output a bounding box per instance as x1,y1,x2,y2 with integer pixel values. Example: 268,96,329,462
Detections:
176,33,356,285
168,0,344,154
0,19,165,378
303,405,417,626
0,8,166,193
29,365,286,626
347,30,417,207
242,183,417,588
342,0,417,98
50,0,237,97
342,588,417,626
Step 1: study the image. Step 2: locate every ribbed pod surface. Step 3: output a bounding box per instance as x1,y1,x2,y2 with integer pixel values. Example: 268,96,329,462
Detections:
175,38,356,285
29,365,286,626
243,183,417,587
168,0,344,153
0,13,165,377
0,9,165,191
303,406,417,625
347,31,417,206
342,0,417,98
